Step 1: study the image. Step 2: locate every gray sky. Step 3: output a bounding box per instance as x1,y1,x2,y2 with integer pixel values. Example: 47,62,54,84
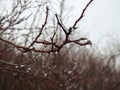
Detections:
1,0,120,48
69,0,120,47
49,0,120,48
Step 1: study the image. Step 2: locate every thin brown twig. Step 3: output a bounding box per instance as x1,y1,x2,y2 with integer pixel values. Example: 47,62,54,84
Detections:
72,0,93,29
28,6,49,49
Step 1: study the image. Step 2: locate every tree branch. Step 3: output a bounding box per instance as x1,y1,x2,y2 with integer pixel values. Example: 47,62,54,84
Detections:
72,0,93,29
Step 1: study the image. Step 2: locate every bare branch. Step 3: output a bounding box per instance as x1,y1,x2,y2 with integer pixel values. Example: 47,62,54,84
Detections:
72,0,93,29
55,14,67,35
28,6,49,49
0,0,93,53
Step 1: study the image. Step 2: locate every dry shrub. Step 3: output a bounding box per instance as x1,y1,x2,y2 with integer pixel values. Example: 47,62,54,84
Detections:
0,42,120,90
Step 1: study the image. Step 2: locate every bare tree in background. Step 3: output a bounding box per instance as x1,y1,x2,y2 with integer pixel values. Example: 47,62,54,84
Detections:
1,0,120,90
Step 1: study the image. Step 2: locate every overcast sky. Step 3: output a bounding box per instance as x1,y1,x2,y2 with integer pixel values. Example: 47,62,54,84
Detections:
47,0,120,48
68,0,120,47
0,0,120,48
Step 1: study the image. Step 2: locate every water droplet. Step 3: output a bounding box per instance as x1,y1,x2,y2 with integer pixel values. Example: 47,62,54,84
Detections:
20,65,25,67
68,71,72,74
44,73,47,76
26,70,29,73
27,67,31,71
15,65,19,68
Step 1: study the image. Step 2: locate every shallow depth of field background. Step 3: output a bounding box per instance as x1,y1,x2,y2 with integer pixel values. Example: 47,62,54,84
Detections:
0,0,120,90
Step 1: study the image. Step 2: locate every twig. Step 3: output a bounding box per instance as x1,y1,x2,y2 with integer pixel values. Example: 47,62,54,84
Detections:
72,0,93,29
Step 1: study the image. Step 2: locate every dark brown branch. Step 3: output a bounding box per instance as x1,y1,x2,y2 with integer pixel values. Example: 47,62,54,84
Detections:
28,6,49,49
55,14,67,35
72,0,93,29
66,38,92,46
0,38,56,53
